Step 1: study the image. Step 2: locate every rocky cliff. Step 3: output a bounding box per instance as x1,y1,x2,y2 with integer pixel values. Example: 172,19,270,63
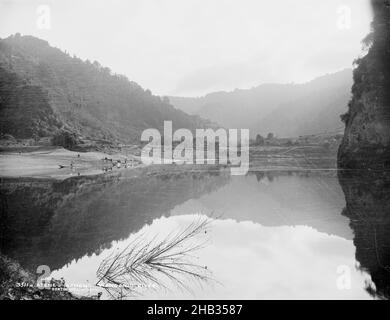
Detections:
338,0,390,169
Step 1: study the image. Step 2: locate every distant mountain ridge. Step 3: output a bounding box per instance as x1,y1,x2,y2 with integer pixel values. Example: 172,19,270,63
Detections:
0,34,213,145
170,69,353,138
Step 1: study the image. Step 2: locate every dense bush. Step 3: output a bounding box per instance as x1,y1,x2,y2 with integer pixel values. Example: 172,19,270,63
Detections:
0,35,212,144
51,131,78,149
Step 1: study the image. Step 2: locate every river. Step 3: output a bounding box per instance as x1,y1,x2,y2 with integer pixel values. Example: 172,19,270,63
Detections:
2,166,388,299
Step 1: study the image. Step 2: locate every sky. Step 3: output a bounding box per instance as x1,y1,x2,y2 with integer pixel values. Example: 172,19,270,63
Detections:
0,0,372,96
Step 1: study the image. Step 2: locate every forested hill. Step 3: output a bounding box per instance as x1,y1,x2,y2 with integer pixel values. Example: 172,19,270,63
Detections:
170,69,353,138
0,34,212,145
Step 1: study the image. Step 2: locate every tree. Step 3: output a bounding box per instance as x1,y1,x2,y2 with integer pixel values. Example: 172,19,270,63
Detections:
267,132,274,140
162,96,170,105
51,131,78,149
93,60,101,69
255,134,264,145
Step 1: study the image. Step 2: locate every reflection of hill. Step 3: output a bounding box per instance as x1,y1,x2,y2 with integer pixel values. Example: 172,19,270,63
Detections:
172,171,352,240
0,169,229,272
338,170,390,300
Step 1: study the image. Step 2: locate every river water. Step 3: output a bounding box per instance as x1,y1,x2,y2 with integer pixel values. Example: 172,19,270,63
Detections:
1,168,389,299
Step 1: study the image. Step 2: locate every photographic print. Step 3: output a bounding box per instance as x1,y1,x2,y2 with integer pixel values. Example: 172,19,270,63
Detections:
0,0,389,310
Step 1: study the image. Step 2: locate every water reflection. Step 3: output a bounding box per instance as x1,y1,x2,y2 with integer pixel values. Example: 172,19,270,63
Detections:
1,168,389,299
96,215,213,299
172,171,352,240
338,170,390,300
0,169,229,272
51,214,371,299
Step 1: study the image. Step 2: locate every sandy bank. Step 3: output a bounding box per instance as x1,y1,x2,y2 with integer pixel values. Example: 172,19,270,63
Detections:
0,147,141,180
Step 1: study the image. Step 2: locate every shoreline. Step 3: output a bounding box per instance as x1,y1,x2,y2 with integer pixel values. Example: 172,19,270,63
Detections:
0,254,100,300
0,146,143,180
0,144,341,180
0,253,100,301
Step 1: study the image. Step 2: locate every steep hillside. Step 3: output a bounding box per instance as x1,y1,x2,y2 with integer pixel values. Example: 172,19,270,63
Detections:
255,72,352,137
0,34,211,146
338,0,390,169
170,83,300,130
170,69,352,137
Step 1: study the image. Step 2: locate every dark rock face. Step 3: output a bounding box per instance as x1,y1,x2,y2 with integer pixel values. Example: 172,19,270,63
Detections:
338,0,390,169
337,1,390,299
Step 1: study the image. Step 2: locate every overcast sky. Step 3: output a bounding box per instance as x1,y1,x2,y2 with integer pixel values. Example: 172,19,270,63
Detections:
0,0,372,96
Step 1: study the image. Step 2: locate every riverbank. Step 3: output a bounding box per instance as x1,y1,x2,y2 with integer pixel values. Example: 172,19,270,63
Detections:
0,255,99,300
0,146,142,180
0,144,339,180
